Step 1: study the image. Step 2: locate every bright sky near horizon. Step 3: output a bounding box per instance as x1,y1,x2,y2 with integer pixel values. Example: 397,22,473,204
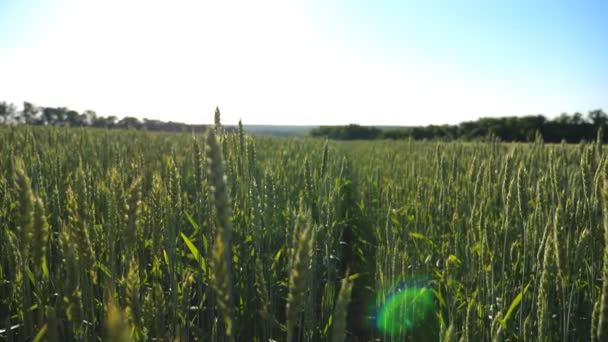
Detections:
0,0,606,125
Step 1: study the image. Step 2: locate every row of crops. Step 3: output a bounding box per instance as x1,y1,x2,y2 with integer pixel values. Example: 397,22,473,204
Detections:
1,121,607,341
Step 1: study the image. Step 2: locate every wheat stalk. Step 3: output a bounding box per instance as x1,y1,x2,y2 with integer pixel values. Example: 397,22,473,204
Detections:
206,129,234,340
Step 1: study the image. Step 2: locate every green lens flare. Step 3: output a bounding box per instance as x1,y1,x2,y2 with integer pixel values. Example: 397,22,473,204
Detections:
376,286,437,336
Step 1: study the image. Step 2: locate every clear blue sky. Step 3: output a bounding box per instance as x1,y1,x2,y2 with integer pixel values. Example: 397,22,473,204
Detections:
0,0,606,125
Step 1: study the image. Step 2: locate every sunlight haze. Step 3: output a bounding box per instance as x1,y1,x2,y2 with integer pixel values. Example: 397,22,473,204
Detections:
0,0,606,125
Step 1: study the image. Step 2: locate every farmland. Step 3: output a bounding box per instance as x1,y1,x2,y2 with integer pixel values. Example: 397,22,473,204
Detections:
1,122,607,341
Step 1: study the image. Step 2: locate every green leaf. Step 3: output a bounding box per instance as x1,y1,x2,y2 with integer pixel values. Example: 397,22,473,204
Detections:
181,232,200,260
97,262,112,278
41,256,49,280
25,266,35,284
447,254,462,267
181,232,207,273
470,242,481,255
409,232,434,246
432,288,446,308
32,324,47,342
185,213,199,233
323,314,333,335
500,283,530,329
163,249,170,266
272,248,283,271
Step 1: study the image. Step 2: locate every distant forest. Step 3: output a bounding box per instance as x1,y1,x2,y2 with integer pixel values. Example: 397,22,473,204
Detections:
2,101,606,143
0,101,213,133
311,109,608,143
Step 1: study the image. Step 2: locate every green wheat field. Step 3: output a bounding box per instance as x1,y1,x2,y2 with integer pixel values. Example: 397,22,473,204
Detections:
1,120,608,341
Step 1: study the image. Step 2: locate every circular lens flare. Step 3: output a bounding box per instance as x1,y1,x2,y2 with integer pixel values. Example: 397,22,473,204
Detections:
375,278,438,338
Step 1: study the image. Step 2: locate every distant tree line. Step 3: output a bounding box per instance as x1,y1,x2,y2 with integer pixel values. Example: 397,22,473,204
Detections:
0,101,211,133
311,109,608,143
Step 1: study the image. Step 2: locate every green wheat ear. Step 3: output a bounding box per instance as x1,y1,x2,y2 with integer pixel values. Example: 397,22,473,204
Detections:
331,270,354,342
105,288,131,342
65,185,97,284
32,196,49,278
124,258,142,332
444,321,457,342
591,300,600,342
13,158,36,339
286,208,313,342
206,128,234,340
14,157,35,251
537,231,555,342
598,176,608,341
214,106,223,135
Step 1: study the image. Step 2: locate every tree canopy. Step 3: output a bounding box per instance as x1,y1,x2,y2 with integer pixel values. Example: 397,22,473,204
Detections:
2,100,606,143
310,110,607,143
0,101,210,133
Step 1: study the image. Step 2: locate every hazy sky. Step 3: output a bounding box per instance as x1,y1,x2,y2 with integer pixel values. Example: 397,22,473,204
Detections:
0,0,606,125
